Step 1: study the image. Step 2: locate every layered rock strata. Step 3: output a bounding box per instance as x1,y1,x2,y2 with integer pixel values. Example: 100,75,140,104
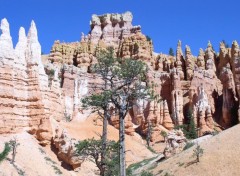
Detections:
1,12,240,146
0,19,63,145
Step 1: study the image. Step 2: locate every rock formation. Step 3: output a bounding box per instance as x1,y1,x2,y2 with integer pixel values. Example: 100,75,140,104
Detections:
1,12,240,149
53,127,82,169
0,19,64,145
163,129,186,158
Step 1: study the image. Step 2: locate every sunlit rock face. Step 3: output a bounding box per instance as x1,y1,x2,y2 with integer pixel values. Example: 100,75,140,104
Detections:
46,12,240,139
1,12,240,145
0,18,64,145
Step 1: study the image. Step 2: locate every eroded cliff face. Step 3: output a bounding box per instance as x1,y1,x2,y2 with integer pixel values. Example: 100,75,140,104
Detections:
46,12,240,139
1,12,240,146
0,19,64,145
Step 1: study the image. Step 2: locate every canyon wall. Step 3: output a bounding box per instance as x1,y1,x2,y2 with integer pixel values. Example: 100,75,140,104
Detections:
0,19,64,145
1,12,240,144
47,12,240,138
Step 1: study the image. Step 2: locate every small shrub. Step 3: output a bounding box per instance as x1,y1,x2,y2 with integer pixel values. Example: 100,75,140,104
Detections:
192,144,204,162
38,147,46,154
64,111,71,122
169,48,174,56
140,170,153,176
146,35,152,42
9,138,20,163
147,146,156,153
183,142,195,150
160,131,167,142
0,143,11,163
52,165,62,175
49,69,55,76
177,162,184,167
127,156,158,172
164,172,174,176
44,156,57,165
13,163,25,176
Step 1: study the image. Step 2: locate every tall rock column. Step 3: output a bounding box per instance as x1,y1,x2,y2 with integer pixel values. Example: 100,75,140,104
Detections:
102,14,114,44
171,68,184,125
175,40,184,80
197,48,205,70
185,45,194,80
231,41,240,122
90,15,102,44
219,63,236,128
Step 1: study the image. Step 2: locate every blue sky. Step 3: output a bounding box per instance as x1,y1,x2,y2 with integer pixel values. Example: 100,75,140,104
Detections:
0,0,239,55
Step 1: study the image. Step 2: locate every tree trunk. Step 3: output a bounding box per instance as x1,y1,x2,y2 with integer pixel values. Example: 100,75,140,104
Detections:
119,109,126,176
100,109,109,176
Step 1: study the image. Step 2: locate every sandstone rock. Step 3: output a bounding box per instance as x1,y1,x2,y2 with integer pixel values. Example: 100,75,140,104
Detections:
0,19,66,146
163,129,186,158
175,40,185,80
53,128,82,169
197,48,205,70
185,45,194,80
3,12,240,150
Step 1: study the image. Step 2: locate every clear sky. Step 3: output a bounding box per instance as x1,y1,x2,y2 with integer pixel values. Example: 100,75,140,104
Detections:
0,0,239,55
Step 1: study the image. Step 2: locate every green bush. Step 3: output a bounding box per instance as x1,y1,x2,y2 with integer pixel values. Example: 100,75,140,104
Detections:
140,170,153,176
146,35,152,42
169,48,174,56
0,143,11,163
76,138,120,176
49,69,55,76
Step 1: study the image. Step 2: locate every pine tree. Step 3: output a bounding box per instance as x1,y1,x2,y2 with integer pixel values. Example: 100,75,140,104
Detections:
192,143,204,162
0,143,11,163
82,48,152,176
110,58,149,176
169,47,174,56
81,48,115,176
187,109,197,139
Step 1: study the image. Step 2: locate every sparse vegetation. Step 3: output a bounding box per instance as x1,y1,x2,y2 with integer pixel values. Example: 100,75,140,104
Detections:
146,35,152,42
222,40,229,48
0,142,11,163
127,156,158,173
44,156,57,165
75,138,119,176
146,122,152,147
38,147,46,154
175,109,197,139
183,142,195,150
160,131,167,142
49,69,55,76
64,111,71,122
186,109,198,139
9,137,20,163
177,162,184,167
140,170,153,176
164,172,174,176
12,163,25,176
192,143,204,162
169,48,174,56
52,165,63,175
147,146,156,153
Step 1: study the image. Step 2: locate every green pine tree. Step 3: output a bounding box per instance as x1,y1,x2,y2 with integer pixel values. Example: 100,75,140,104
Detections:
0,143,11,163
169,47,174,56
187,109,197,139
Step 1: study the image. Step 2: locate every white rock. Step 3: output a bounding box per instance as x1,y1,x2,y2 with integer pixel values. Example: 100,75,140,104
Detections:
0,18,14,59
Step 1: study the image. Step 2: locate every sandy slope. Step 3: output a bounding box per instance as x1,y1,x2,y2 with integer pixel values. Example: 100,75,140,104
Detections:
149,124,240,176
0,132,71,176
0,115,154,176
